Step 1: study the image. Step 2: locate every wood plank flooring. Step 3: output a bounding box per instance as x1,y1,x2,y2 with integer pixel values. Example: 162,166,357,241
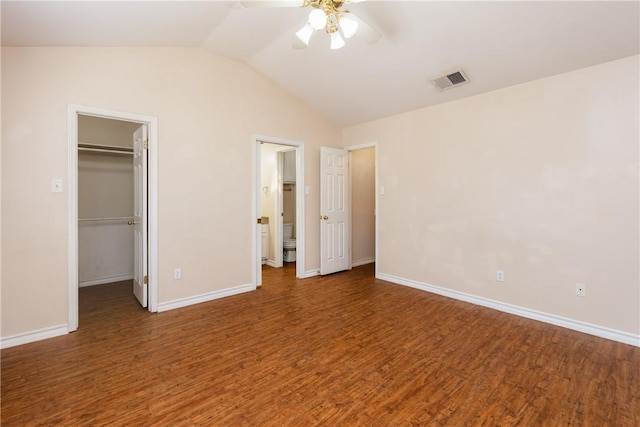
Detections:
2,264,638,426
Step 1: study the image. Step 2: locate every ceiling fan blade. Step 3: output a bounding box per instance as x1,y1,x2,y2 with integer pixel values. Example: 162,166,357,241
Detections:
350,12,381,44
239,0,304,8
292,38,309,49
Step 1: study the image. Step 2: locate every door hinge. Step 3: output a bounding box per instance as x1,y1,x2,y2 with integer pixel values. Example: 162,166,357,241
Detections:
143,140,148,150
143,275,148,284
257,218,262,224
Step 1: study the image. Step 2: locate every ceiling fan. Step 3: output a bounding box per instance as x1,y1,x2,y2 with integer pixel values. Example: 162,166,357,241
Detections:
240,0,381,50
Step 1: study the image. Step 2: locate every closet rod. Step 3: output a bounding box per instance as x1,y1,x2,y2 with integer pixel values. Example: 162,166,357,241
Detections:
78,143,133,155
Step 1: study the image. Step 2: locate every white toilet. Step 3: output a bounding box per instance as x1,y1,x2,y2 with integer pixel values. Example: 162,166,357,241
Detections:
283,223,296,262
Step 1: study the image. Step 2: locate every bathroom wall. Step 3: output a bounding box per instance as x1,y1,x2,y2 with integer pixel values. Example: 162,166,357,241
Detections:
283,185,296,234
351,147,375,266
283,149,296,237
260,143,279,265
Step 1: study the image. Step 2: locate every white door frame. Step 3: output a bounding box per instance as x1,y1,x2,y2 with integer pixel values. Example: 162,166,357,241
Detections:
252,135,305,286
345,142,378,278
67,105,159,331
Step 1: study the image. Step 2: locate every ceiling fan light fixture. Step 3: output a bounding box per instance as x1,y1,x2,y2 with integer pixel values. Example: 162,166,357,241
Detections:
286,0,379,51
339,14,358,39
330,31,345,49
296,23,314,45
308,8,327,30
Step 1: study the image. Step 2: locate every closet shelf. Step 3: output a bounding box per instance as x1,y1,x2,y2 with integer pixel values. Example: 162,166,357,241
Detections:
79,217,134,223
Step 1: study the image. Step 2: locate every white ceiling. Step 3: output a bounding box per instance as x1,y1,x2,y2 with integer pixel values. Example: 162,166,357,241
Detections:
3,1,639,127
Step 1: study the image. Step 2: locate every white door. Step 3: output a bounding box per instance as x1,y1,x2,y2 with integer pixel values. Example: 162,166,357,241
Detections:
132,125,148,307
275,150,284,268
320,146,350,275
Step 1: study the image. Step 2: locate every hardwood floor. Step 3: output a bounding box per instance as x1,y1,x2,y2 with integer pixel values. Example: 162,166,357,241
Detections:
2,264,638,426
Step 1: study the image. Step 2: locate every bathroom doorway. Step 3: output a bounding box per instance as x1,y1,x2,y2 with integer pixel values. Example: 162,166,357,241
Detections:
253,135,305,287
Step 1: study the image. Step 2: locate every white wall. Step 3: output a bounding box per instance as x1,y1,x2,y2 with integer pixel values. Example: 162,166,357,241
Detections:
343,55,640,339
3,47,637,345
1,47,341,339
78,151,134,285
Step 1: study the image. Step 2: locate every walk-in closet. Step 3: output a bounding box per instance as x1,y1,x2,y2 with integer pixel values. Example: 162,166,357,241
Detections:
77,115,140,288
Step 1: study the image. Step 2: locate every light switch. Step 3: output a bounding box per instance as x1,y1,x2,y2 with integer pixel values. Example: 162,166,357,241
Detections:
51,179,63,193
379,186,385,195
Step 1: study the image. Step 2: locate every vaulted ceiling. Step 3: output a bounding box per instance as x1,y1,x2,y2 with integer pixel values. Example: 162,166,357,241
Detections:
3,1,638,126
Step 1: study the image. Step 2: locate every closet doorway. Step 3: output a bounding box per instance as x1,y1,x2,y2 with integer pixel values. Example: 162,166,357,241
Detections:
348,144,377,276
67,105,158,332
77,115,138,289
318,144,378,276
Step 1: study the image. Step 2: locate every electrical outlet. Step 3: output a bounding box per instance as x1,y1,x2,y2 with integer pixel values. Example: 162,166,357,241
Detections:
174,268,182,280
575,283,586,297
496,270,505,282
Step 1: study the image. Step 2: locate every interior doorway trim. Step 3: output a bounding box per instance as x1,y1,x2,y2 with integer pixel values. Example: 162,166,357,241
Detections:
252,134,305,286
67,104,159,332
345,142,378,278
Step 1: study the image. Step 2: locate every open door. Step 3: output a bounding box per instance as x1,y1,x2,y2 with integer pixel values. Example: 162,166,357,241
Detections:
320,146,350,275
275,150,284,268
132,124,148,307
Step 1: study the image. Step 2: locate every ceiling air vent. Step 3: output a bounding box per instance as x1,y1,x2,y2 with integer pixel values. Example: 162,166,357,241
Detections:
431,70,470,91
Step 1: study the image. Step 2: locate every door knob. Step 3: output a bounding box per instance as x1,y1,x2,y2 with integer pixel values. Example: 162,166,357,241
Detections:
322,215,329,220
127,220,137,225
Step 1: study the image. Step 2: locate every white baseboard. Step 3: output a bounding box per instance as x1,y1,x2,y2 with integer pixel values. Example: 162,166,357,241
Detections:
352,257,375,267
157,283,255,312
303,269,320,278
377,272,640,347
1,324,69,349
79,274,134,287
265,260,277,268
